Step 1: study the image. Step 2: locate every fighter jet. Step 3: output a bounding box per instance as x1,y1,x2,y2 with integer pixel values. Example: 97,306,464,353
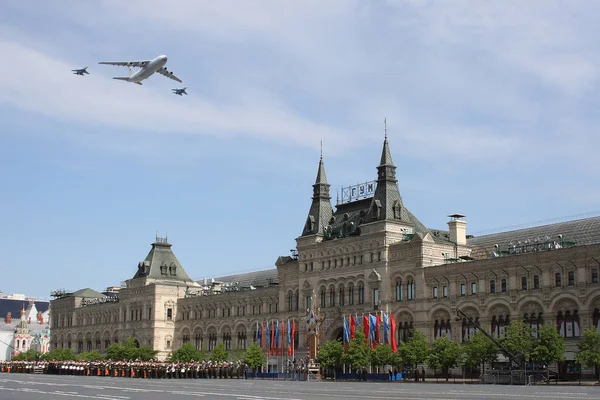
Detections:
98,54,182,85
172,86,188,96
72,67,89,76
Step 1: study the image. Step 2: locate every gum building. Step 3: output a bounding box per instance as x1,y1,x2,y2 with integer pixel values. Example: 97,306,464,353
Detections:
50,136,600,375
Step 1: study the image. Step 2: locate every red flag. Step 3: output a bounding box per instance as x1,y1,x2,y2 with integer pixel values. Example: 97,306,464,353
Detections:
350,315,356,339
363,315,369,344
290,320,296,357
390,314,397,353
375,313,382,345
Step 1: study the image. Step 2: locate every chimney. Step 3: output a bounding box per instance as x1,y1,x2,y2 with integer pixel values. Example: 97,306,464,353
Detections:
38,312,43,324
28,317,31,324
6,312,11,324
447,214,467,246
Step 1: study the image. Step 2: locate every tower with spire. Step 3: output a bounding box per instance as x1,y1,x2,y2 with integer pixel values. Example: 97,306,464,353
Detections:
301,145,334,237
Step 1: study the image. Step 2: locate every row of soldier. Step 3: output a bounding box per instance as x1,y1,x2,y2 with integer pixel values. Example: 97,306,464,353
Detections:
0,360,249,379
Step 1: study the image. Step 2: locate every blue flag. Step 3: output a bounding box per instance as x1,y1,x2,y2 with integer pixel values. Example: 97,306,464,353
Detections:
266,321,270,348
383,313,389,343
275,320,280,347
343,315,350,343
287,320,291,345
255,322,259,342
369,314,377,344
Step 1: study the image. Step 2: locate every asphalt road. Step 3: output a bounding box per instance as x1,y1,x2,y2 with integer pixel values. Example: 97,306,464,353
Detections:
0,374,599,400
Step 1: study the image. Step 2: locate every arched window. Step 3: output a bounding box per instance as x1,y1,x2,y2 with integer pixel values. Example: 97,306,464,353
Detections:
223,332,232,350
237,331,247,350
348,285,355,305
358,284,364,304
320,289,326,307
461,317,478,342
208,333,217,351
557,310,580,338
396,280,403,301
491,314,510,337
434,319,452,339
338,287,345,306
329,288,335,307
295,292,299,311
398,320,413,343
593,308,600,333
194,333,202,350
523,313,543,338
406,278,415,300
288,293,293,311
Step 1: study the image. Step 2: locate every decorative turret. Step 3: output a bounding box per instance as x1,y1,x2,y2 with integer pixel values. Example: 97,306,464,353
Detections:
301,149,334,236
368,131,410,222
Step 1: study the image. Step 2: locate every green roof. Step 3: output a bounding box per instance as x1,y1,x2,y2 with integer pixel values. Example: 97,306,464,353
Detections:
132,238,194,283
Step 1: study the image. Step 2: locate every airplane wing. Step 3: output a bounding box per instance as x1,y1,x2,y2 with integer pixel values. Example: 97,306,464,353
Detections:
98,60,150,67
156,67,183,83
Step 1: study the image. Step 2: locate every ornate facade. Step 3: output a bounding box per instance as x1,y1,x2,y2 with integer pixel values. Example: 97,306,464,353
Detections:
50,137,600,374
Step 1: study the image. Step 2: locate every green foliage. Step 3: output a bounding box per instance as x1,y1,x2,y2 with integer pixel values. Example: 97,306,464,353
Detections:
244,342,265,370
105,337,157,361
342,331,371,370
169,342,205,362
575,328,600,382
210,343,229,363
79,350,104,361
371,344,394,368
40,348,76,361
318,340,344,369
428,337,463,381
531,324,565,365
399,329,429,368
500,321,534,366
12,349,38,361
462,330,498,373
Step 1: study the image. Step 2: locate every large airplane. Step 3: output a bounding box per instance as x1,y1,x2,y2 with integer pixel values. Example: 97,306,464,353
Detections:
72,67,89,76
98,54,182,85
172,86,188,96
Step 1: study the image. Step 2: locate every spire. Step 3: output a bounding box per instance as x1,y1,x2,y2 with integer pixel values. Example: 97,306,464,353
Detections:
301,148,334,236
369,133,410,222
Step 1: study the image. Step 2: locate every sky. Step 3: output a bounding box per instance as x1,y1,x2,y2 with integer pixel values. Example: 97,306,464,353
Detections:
1,1,599,300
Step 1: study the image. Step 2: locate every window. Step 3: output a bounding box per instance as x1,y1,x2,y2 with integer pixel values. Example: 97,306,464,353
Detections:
306,296,312,311
310,262,314,271
304,264,308,272
353,255,357,265
370,253,374,262
378,252,382,261
491,315,510,337
169,266,177,276
533,275,540,289
160,265,167,275
555,272,562,287
167,308,173,320
398,320,413,343
406,279,415,300
358,284,364,304
523,313,543,338
320,289,326,307
501,279,507,292
195,334,202,350
460,283,466,296
329,288,335,307
461,317,479,342
288,294,293,311
395,280,403,301
338,287,345,306
443,286,448,297
223,332,232,350
568,271,575,286
348,285,354,305
592,268,599,284
490,280,496,293
321,261,325,270
471,282,477,295
432,287,438,298
167,340,171,349
557,310,580,338
521,277,527,290
373,288,380,309
434,319,452,339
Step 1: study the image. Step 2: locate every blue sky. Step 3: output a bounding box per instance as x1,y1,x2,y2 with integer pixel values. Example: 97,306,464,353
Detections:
1,1,599,300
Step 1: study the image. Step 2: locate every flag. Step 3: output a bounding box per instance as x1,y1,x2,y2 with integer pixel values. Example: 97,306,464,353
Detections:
363,315,369,344
281,319,285,355
261,321,265,351
266,321,270,355
349,314,356,339
287,319,292,356
375,312,382,344
255,322,259,342
383,313,389,344
275,320,280,355
291,319,297,358
271,320,275,354
343,315,350,343
369,314,377,348
390,314,397,353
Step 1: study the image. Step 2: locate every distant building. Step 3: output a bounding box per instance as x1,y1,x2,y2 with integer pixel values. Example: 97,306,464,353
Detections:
49,136,600,377
0,297,50,360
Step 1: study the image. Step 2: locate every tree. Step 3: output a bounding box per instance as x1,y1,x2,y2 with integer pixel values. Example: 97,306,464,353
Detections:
371,344,394,372
211,343,229,363
399,329,429,369
428,337,463,381
318,340,344,371
531,324,565,383
80,350,104,361
40,348,76,361
500,321,534,367
244,342,265,372
105,337,157,361
575,328,600,383
169,342,204,362
12,349,38,361
342,331,370,372
463,330,498,375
